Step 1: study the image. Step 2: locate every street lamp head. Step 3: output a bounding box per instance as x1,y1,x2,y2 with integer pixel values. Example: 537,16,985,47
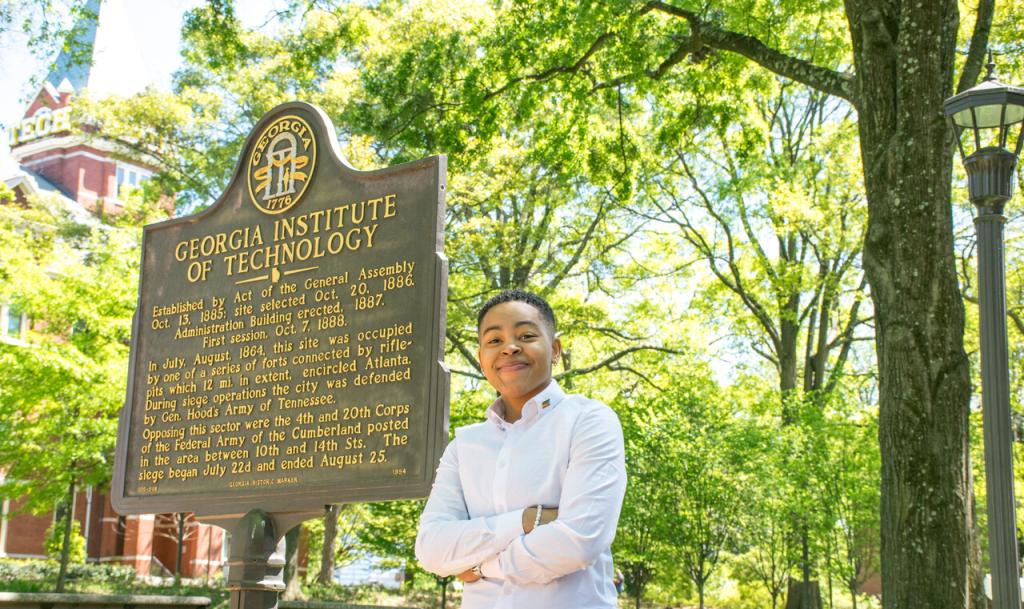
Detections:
944,54,1024,210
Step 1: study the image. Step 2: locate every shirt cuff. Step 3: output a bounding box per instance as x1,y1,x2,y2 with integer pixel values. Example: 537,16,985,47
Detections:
480,555,503,579
485,508,525,550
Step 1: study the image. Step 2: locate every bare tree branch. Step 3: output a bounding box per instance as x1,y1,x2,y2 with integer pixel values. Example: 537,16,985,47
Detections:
484,32,617,101
825,275,870,394
450,367,486,381
557,345,684,379
543,196,608,294
447,330,482,375
672,154,782,350
608,364,666,392
957,0,995,94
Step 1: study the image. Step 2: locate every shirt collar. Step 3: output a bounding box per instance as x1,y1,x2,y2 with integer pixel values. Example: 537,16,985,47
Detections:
485,380,567,430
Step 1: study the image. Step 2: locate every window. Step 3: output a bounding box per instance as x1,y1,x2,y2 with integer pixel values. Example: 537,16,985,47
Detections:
0,304,25,341
115,163,152,198
6,306,22,336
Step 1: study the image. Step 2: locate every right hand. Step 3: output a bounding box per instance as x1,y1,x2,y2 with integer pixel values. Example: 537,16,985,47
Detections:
522,505,559,533
456,569,481,583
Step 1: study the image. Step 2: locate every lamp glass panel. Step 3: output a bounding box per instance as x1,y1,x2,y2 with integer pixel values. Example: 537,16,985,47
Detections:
955,103,1024,129
953,107,977,129
1004,104,1024,125
979,103,1024,128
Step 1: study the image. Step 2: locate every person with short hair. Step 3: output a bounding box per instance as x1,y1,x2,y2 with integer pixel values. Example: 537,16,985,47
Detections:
416,289,627,609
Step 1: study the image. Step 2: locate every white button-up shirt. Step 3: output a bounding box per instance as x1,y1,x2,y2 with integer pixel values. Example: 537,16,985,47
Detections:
416,381,626,609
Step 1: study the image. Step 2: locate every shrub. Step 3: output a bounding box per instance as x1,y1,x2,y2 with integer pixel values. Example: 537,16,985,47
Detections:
44,519,86,564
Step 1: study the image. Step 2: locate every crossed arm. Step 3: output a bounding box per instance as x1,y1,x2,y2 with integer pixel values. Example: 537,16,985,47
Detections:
415,407,626,585
455,506,559,582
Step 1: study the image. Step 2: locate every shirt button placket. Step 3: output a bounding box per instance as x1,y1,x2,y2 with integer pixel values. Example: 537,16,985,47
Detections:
493,432,510,513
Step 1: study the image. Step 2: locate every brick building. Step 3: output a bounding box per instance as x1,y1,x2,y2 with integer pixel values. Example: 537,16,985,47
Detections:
0,0,226,579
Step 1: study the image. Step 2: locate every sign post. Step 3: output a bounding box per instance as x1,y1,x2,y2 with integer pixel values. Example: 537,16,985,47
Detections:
111,102,449,609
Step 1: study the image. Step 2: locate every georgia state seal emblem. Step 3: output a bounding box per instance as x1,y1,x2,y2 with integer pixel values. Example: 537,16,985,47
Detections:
247,115,316,214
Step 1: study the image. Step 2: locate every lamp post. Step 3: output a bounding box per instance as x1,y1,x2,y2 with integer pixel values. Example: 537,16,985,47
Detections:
944,55,1024,609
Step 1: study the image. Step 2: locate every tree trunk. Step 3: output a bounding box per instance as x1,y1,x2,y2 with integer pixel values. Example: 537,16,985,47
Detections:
968,482,989,609
439,576,450,609
174,513,185,587
786,580,822,609
779,291,801,399
55,480,75,593
403,562,414,590
317,504,339,585
282,525,304,601
784,514,816,608
845,2,972,608
827,565,834,609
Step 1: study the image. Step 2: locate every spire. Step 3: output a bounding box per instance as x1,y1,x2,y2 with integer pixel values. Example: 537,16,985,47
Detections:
43,0,102,93
38,0,146,99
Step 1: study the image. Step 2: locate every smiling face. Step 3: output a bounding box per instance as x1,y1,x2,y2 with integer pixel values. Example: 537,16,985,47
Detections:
477,300,562,415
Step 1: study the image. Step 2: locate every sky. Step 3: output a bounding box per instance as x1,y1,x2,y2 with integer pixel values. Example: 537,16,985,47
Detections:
0,0,282,161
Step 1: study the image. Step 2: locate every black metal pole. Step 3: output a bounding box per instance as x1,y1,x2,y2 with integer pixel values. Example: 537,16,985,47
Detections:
975,199,1021,609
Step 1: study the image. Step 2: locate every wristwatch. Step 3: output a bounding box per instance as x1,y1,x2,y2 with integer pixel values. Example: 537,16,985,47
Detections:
471,564,484,578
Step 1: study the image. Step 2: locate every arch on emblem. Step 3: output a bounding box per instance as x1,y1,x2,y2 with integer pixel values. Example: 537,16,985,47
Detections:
247,115,316,215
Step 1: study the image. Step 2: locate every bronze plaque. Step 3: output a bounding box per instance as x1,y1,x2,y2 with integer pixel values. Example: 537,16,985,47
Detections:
112,102,448,514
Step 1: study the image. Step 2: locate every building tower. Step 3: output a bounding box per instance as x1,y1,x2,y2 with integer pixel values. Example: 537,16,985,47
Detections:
5,0,155,215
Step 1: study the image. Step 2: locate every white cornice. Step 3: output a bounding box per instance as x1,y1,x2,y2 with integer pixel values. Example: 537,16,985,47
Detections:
11,135,159,168
12,134,105,160
22,149,116,167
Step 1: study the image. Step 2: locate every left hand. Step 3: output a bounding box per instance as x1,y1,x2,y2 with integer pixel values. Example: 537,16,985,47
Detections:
457,569,481,583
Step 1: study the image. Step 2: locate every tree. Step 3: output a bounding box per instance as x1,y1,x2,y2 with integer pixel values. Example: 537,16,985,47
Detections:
318,505,340,585
815,398,881,609
643,83,868,406
0,193,146,590
178,2,672,386
635,79,870,606
305,504,363,587
733,497,801,609
665,397,753,609
614,382,680,609
357,500,436,596
282,525,304,601
0,0,97,69
154,513,200,587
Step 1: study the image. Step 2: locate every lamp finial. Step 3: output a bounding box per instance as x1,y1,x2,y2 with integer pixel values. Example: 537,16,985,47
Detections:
985,50,997,81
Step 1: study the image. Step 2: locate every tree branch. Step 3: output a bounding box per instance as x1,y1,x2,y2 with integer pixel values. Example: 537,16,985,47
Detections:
965,293,1024,337
543,196,607,294
608,364,666,392
672,154,782,350
557,345,683,379
446,330,482,375
450,367,486,381
484,32,617,101
956,0,995,94
640,1,855,103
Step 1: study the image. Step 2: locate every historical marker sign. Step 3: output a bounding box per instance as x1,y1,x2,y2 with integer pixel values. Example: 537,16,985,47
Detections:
112,102,449,515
